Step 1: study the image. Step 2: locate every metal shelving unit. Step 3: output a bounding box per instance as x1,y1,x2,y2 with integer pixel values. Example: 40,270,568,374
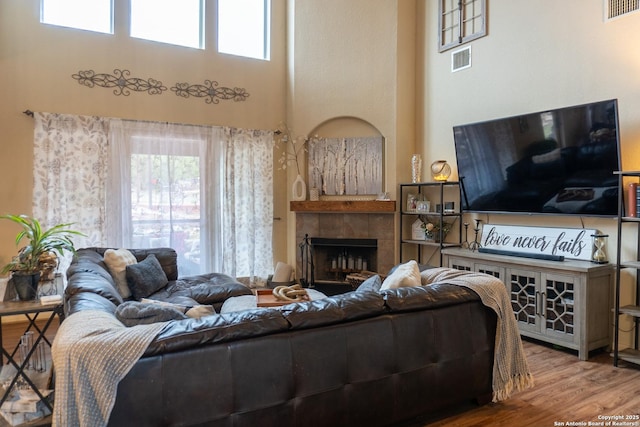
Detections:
398,181,462,266
614,171,640,366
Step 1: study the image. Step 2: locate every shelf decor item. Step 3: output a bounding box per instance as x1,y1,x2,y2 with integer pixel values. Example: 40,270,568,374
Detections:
590,233,608,264
416,200,431,213
309,187,319,201
423,221,451,243
275,123,308,201
411,154,422,183
430,160,451,182
412,219,426,240
406,193,420,212
292,174,307,201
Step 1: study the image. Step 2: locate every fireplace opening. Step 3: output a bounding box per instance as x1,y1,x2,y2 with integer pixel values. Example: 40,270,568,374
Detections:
300,235,377,291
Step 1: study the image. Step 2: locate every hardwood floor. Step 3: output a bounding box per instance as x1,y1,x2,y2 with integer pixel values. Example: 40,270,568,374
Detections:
414,338,640,427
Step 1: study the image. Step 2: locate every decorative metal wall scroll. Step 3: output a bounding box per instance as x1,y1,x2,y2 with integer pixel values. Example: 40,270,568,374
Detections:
71,69,250,104
72,69,167,96
171,80,249,104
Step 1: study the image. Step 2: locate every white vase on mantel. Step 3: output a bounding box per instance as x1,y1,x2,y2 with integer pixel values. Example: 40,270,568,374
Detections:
292,174,307,201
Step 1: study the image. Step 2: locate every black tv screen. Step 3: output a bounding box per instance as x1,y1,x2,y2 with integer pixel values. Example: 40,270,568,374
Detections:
453,99,621,217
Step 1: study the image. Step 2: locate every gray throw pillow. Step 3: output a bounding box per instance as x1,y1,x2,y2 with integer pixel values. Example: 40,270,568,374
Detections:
126,254,169,300
356,275,382,293
115,301,188,327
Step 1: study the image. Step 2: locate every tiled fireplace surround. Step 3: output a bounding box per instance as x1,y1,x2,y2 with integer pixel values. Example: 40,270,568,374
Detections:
294,212,396,281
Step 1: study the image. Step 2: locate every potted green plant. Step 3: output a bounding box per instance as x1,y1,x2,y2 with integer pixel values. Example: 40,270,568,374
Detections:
1,214,84,300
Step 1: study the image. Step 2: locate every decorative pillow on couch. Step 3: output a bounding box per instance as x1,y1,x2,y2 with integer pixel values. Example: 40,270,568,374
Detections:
140,298,216,318
356,275,382,293
115,301,188,327
126,254,169,300
380,260,421,290
104,248,137,298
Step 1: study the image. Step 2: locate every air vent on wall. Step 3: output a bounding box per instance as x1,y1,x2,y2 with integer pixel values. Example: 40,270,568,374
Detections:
604,0,640,21
451,46,471,73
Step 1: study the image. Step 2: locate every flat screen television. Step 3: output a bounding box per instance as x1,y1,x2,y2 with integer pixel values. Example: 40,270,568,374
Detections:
453,99,621,217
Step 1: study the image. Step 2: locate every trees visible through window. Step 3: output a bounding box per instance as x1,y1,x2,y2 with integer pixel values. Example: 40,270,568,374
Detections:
217,0,270,60
130,0,205,49
130,148,203,276
41,0,113,34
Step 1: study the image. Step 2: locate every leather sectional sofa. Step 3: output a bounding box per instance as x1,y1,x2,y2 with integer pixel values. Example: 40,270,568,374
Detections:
60,247,497,427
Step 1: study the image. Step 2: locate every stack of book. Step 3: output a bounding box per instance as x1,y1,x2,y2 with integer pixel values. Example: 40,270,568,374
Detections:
0,366,52,426
0,388,52,426
628,183,640,217
0,335,53,426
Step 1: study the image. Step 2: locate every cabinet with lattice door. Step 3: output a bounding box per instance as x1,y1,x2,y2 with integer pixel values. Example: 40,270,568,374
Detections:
442,247,613,360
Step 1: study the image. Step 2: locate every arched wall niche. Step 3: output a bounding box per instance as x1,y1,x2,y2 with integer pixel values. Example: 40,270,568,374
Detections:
307,116,383,138
304,115,387,195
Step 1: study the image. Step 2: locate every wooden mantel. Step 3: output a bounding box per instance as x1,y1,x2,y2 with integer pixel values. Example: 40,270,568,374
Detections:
290,200,396,213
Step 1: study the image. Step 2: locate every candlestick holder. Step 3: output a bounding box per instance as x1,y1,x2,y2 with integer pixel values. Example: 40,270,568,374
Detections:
469,219,483,251
461,222,470,249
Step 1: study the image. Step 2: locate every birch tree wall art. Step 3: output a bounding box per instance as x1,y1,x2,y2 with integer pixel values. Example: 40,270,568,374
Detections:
307,136,383,195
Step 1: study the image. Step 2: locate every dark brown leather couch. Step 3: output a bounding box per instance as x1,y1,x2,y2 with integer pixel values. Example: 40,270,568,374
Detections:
62,247,497,427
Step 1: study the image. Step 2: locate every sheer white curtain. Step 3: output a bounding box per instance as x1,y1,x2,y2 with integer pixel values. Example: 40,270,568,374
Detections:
32,113,108,271
221,127,274,283
108,119,224,276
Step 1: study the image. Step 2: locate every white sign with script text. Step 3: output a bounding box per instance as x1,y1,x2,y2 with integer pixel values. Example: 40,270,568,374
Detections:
481,224,597,261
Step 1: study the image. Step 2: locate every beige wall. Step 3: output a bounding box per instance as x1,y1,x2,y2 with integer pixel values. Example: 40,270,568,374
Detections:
417,1,640,346
285,0,416,266
0,0,287,268
419,2,640,175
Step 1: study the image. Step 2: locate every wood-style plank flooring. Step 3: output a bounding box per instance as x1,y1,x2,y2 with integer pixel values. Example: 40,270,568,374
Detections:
413,338,640,427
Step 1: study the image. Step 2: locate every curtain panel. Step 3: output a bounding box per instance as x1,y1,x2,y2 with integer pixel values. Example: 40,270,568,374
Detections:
222,127,274,283
33,112,108,274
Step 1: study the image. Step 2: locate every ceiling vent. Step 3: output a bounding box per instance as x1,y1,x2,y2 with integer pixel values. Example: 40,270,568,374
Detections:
604,0,640,21
451,46,472,73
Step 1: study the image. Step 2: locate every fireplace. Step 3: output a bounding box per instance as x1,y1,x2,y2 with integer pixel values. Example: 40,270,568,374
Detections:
294,209,395,293
300,236,377,287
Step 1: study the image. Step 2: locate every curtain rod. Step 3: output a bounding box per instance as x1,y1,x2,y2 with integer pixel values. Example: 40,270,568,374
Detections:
21,109,282,134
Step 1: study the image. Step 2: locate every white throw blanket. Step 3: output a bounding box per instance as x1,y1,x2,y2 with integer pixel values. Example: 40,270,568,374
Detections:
51,310,166,427
421,267,534,402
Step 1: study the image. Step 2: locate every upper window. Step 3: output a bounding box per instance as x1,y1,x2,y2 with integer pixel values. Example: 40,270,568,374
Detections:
438,0,486,53
40,0,271,58
41,0,113,34
130,0,205,49
218,0,270,60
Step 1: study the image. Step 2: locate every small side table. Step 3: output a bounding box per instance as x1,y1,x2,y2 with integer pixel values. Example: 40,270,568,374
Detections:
0,301,64,413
